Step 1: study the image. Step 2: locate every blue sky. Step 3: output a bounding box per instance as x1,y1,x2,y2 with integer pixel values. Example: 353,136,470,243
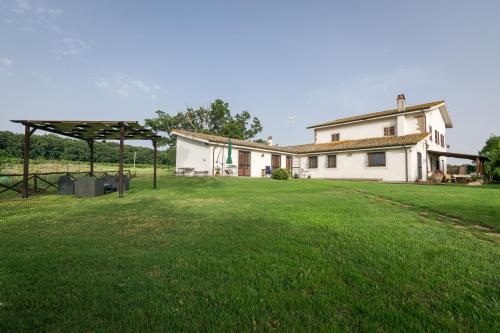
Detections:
1,0,499,154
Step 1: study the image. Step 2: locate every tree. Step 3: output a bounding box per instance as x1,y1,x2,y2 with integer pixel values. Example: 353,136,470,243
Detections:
479,134,500,182
0,131,168,165
144,99,263,147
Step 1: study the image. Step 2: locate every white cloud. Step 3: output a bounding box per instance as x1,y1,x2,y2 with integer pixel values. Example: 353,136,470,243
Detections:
116,85,129,97
29,71,51,83
131,80,150,92
35,6,62,16
6,0,85,59
56,36,88,58
95,80,109,88
94,73,161,99
10,0,31,15
0,58,13,67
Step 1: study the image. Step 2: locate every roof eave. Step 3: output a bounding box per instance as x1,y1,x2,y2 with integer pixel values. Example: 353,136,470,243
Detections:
172,129,293,154
437,105,453,128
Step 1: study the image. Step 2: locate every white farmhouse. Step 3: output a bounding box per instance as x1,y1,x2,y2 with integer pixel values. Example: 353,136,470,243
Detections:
172,94,457,182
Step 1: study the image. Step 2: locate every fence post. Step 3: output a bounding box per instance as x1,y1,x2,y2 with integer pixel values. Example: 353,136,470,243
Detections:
34,174,38,194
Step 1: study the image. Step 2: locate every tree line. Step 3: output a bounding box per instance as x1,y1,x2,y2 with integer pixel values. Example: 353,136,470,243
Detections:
0,131,174,165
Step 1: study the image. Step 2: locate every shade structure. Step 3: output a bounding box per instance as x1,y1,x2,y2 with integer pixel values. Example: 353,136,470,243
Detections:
10,120,160,141
226,139,233,164
11,120,161,198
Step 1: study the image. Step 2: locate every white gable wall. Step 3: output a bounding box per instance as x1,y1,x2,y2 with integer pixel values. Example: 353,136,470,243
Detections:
176,136,212,175
425,108,448,173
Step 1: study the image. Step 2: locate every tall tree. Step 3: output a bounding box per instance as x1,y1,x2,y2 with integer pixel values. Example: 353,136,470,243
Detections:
479,134,500,182
144,99,263,147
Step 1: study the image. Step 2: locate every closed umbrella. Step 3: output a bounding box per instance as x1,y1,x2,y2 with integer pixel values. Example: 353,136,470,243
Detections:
226,139,233,164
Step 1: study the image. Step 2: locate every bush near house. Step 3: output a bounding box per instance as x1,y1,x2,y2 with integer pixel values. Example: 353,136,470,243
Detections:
271,167,290,180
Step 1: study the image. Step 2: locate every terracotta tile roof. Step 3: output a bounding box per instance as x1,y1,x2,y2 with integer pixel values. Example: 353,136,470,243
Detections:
172,129,429,155
285,132,430,154
171,129,295,153
307,100,445,129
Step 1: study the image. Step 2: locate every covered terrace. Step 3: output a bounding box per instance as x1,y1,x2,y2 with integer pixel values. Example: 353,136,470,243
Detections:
427,149,489,177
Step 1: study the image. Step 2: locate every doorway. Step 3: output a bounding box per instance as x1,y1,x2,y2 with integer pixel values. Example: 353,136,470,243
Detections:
238,151,251,176
417,152,422,179
286,156,292,173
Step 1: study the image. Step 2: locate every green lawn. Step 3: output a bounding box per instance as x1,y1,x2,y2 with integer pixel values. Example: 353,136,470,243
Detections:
0,176,499,332
330,181,500,231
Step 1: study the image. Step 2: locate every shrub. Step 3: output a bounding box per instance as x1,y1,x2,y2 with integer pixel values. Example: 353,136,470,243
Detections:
271,168,290,180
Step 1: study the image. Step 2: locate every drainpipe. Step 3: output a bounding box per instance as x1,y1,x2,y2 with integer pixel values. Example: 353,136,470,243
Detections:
425,141,429,180
403,145,409,183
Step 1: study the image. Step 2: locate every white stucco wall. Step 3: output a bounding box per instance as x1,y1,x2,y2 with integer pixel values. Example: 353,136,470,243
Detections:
295,148,409,182
425,108,448,173
315,117,398,143
176,136,212,175
210,144,291,177
315,107,449,144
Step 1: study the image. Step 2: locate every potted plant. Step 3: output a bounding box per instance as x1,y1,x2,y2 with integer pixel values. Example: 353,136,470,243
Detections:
431,170,444,183
215,166,221,177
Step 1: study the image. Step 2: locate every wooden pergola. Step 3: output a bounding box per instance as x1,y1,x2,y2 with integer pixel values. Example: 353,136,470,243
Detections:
11,120,161,198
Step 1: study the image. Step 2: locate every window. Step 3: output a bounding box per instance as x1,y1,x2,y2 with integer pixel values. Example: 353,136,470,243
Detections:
327,155,337,168
368,152,386,167
441,134,445,147
271,154,281,170
308,156,318,169
331,133,340,142
435,130,439,145
384,126,395,136
429,126,433,141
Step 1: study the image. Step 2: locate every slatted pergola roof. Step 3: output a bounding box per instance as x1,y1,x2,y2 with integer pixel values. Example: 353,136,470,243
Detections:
11,120,160,141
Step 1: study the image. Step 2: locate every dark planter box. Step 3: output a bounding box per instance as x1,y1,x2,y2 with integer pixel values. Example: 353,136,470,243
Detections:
100,174,129,191
74,177,105,197
58,175,74,195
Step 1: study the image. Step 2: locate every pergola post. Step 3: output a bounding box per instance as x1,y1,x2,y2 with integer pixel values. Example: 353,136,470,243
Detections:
22,124,31,198
118,124,125,198
476,158,483,175
88,140,94,176
153,139,157,189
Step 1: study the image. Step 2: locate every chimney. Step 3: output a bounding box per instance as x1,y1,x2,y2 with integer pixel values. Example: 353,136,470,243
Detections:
267,136,273,146
397,93,406,112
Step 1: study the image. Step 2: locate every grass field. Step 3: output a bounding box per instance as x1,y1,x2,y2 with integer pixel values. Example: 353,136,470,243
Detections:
0,174,499,332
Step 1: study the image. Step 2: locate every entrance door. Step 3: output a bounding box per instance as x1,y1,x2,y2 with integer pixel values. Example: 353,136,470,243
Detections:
435,158,440,171
286,156,292,173
417,152,422,179
271,155,281,170
238,151,251,176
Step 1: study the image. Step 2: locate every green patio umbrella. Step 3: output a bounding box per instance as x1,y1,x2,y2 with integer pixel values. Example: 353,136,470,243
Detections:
226,139,233,164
